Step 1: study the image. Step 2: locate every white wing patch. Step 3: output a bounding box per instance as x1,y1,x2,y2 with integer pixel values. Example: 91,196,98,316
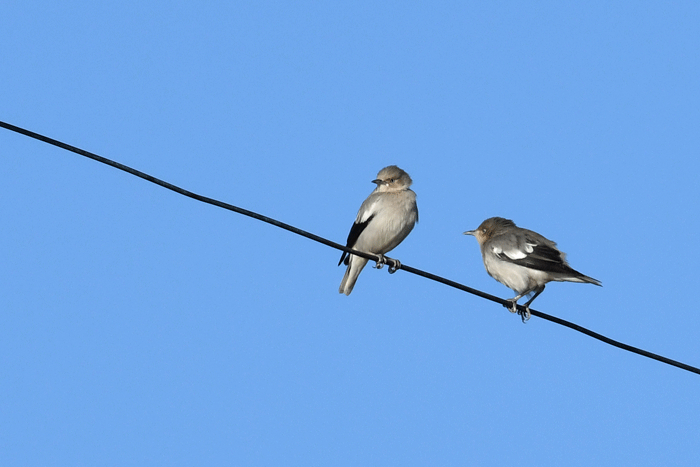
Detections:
356,197,382,224
491,244,528,260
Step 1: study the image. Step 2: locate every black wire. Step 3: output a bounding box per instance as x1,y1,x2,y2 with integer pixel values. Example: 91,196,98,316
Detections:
2,120,698,376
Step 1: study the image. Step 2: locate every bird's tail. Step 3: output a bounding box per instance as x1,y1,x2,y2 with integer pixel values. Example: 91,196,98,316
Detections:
563,270,602,287
339,256,369,295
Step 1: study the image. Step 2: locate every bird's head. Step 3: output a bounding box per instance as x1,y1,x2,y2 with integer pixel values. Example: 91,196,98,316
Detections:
463,217,516,245
372,165,413,192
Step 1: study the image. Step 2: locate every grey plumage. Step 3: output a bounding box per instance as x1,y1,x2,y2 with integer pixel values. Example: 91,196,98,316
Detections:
464,217,601,321
339,165,418,295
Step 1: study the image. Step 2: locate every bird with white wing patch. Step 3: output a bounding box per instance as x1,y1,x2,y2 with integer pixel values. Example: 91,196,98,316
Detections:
338,165,418,296
464,217,601,322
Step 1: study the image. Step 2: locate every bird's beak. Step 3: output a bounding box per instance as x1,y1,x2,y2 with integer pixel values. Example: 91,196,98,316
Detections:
371,178,383,185
463,230,476,236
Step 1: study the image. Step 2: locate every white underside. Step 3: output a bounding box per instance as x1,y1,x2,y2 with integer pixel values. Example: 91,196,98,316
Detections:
483,255,549,294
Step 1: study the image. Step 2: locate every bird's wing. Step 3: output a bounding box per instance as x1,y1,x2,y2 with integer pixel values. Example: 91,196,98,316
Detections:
338,196,381,266
338,214,375,266
491,233,571,274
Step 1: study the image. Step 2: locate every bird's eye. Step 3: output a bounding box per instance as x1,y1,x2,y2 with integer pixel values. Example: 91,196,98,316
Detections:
389,178,395,183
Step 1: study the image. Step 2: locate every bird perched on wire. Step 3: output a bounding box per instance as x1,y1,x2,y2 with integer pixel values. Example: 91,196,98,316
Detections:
338,165,418,296
463,217,601,321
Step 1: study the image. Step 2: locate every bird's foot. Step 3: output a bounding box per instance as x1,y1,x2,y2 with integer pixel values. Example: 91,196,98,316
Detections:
387,258,401,274
518,306,531,323
374,254,387,269
504,299,530,322
504,299,518,314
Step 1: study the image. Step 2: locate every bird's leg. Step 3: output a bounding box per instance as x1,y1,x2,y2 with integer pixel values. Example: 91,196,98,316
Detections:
504,290,528,314
520,285,545,323
374,254,387,269
387,257,401,274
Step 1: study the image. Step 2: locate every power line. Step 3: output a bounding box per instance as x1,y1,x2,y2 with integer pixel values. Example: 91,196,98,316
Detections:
2,119,698,376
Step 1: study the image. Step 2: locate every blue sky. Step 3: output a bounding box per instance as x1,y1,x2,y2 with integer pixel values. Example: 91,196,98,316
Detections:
2,1,699,465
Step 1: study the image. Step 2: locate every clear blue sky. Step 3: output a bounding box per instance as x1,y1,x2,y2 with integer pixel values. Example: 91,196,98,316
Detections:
2,1,699,465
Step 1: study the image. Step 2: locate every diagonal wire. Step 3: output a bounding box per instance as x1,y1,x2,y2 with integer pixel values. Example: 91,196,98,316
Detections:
1,120,698,376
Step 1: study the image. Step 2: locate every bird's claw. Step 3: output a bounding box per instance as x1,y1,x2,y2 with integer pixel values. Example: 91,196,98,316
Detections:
374,254,387,270
388,258,401,274
504,299,518,314
373,255,401,273
518,307,531,323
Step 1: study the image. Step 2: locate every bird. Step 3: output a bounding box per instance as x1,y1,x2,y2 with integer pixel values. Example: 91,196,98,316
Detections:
463,217,601,321
338,165,418,295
